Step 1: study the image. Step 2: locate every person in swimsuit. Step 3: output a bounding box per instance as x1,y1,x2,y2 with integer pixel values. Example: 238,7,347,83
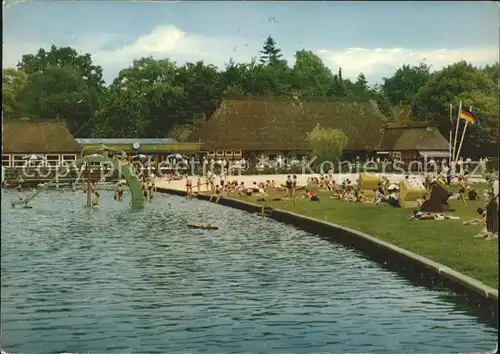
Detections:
92,191,100,207
458,177,467,206
209,185,223,203
291,175,298,206
148,184,154,201
186,178,193,199
115,183,124,201
285,175,292,198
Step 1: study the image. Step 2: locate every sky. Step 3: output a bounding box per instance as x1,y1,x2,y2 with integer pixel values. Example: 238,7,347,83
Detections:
3,1,499,85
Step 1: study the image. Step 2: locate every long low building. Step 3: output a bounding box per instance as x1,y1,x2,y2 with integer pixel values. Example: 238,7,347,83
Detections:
185,97,450,164
75,138,204,164
3,101,450,169
2,120,205,168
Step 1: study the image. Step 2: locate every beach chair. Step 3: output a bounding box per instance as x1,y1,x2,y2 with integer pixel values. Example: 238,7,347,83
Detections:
398,179,425,209
358,173,378,198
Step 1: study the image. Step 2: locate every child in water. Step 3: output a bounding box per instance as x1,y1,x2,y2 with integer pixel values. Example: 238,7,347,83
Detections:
92,191,100,208
114,183,124,201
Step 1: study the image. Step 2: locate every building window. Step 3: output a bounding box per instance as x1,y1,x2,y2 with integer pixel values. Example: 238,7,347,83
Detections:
268,154,277,161
296,154,305,161
233,150,242,156
46,154,61,167
225,150,233,156
29,157,44,167
12,154,26,168
392,152,402,160
208,151,215,156
62,154,77,162
2,154,10,167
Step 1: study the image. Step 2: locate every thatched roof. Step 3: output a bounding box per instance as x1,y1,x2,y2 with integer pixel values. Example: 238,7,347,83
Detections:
167,124,194,142
186,98,389,150
391,104,413,124
3,119,81,153
379,124,449,151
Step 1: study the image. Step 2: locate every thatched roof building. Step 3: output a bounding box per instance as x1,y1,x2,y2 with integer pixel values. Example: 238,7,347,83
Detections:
186,97,389,151
3,119,81,153
379,124,449,151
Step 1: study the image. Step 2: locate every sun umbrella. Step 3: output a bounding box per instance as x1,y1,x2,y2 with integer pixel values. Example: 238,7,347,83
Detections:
132,154,148,160
22,154,42,161
167,153,188,160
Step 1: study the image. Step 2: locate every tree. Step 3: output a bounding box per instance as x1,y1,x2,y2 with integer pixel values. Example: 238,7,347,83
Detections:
17,45,105,93
16,45,105,135
259,36,283,65
382,62,431,105
483,62,499,88
2,68,28,119
95,57,185,138
307,124,349,170
291,50,334,96
18,66,97,136
411,61,498,153
176,60,225,123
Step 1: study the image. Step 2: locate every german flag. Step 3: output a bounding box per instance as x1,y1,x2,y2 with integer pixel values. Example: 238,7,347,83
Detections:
459,109,479,125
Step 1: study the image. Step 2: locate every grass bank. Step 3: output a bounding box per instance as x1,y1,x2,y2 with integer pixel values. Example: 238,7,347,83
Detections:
228,184,498,288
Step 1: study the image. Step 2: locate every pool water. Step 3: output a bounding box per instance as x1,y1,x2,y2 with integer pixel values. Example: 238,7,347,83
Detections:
1,189,497,353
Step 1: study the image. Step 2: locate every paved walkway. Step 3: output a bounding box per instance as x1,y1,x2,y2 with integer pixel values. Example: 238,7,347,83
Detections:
154,173,486,192
154,173,418,192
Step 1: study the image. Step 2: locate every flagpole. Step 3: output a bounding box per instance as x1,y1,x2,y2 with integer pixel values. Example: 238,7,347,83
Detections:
449,103,453,163
452,101,462,160
456,106,472,163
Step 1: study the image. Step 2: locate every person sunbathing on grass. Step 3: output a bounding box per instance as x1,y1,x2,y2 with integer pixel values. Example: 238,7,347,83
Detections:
409,210,461,221
463,208,486,225
473,229,498,240
373,187,385,205
304,189,320,201
354,189,370,203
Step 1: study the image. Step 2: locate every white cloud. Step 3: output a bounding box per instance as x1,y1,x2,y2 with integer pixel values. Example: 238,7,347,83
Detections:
317,47,499,82
87,25,261,78
3,24,498,85
3,25,260,83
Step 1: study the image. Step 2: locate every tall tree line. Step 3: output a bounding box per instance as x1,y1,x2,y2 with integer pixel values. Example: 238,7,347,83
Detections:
2,36,498,154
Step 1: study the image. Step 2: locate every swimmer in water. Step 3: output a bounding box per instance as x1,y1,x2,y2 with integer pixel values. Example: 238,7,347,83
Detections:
92,191,100,208
147,183,154,201
115,183,124,201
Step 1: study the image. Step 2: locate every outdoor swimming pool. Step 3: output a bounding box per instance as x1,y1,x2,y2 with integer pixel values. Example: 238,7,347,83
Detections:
1,189,497,353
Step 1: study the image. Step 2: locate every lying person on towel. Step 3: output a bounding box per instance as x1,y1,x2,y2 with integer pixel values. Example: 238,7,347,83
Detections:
409,210,460,220
305,190,320,201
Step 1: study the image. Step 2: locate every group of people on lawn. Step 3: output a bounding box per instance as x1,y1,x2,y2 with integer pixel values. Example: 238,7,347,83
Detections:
183,170,498,239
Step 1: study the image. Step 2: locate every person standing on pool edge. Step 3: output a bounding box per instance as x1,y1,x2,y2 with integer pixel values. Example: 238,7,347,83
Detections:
292,175,298,206
285,175,292,199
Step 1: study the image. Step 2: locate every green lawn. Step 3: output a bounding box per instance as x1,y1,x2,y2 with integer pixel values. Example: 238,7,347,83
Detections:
224,183,498,288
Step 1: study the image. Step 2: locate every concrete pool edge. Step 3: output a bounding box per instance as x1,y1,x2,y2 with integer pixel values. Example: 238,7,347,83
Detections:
157,187,498,321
